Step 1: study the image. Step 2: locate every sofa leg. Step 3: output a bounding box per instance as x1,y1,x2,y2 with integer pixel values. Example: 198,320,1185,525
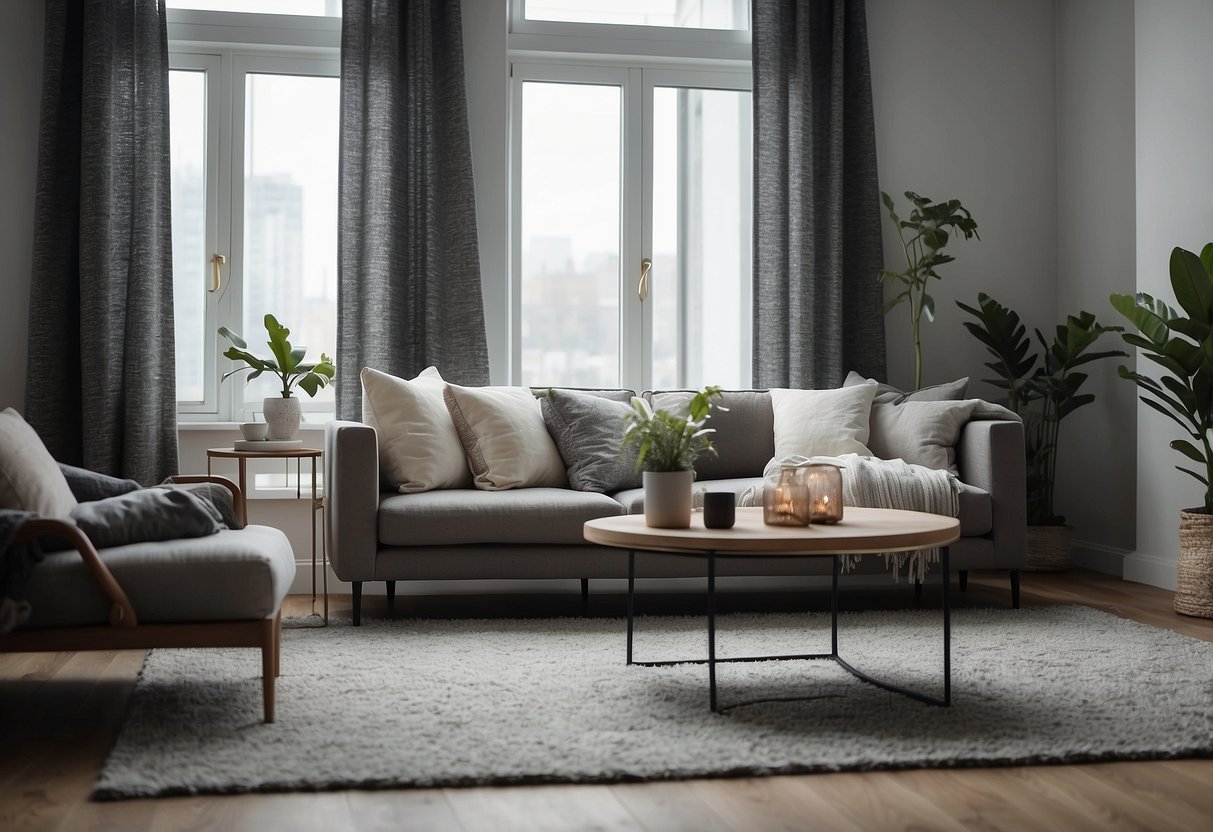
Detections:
1010,569,1021,609
352,581,363,626
958,570,969,591
261,618,277,723
580,578,589,613
386,580,396,608
274,610,281,677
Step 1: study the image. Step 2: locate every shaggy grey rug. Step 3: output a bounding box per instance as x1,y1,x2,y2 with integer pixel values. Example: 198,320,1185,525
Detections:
95,605,1213,799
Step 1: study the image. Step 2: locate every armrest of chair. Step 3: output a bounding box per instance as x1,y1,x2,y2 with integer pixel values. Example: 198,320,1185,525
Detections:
324,420,380,582
957,419,1026,570
13,519,138,628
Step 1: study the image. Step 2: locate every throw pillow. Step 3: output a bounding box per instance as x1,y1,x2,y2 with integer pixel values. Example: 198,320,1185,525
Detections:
0,408,77,518
361,366,473,493
770,384,878,459
58,463,141,503
868,400,981,473
843,370,969,404
540,389,640,493
69,488,223,549
443,384,568,490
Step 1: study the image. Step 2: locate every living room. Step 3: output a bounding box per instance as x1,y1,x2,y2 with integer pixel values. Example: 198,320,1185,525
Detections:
1,0,1211,829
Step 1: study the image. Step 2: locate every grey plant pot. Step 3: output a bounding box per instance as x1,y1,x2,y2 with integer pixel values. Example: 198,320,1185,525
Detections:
263,396,301,441
643,469,694,529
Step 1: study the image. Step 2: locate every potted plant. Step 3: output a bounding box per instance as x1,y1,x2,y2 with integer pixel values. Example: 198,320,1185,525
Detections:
880,191,980,390
621,386,723,528
957,293,1125,569
1111,242,1213,617
219,314,335,441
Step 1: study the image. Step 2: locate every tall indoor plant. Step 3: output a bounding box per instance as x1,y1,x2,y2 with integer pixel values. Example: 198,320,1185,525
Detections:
219,314,335,441
880,191,980,390
957,293,1124,568
621,386,722,528
1111,242,1213,617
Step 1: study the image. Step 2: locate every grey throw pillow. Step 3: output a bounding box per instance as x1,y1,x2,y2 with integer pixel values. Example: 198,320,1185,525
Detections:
58,463,141,503
69,488,224,550
868,400,981,473
843,371,969,404
540,389,641,493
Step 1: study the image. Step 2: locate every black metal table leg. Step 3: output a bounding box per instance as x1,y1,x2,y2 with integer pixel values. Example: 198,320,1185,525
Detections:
626,550,635,665
708,550,717,712
943,545,951,705
831,555,839,657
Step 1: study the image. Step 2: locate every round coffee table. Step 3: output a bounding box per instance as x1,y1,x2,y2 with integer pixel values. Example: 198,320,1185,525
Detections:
584,506,960,712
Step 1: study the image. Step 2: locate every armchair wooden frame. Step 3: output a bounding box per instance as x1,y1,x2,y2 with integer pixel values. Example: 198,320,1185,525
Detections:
0,475,283,722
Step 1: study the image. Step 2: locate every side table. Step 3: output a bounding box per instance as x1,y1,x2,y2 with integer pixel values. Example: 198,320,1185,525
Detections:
207,447,328,623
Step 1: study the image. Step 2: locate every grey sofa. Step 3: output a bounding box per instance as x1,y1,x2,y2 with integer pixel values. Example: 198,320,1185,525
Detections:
326,388,1026,625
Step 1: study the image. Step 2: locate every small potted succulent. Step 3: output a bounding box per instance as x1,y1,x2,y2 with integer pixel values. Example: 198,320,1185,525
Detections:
219,314,335,441
621,386,722,528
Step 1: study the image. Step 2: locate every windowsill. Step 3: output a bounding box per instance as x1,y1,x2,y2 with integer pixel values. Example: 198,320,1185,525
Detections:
177,422,328,431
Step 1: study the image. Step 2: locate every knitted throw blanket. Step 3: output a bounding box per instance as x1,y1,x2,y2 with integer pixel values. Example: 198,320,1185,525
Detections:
739,454,961,582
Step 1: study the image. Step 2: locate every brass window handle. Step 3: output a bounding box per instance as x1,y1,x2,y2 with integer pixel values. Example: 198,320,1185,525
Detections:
210,253,226,293
638,258,652,302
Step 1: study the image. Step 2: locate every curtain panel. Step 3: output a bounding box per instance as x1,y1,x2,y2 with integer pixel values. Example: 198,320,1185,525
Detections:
25,0,178,485
337,0,490,420
752,0,886,389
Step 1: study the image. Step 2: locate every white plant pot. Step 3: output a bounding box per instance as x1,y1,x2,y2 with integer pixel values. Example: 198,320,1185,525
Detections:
262,396,301,441
643,470,694,529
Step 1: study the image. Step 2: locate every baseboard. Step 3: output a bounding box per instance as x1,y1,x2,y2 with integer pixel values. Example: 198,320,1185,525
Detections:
1070,540,1129,577
1122,552,1177,590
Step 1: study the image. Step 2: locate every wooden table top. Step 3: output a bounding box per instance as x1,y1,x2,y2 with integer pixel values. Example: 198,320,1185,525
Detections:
206,447,322,459
584,506,960,557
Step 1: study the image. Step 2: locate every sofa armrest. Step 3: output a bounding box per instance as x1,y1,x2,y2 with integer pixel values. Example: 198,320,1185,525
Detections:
324,420,380,582
957,419,1026,570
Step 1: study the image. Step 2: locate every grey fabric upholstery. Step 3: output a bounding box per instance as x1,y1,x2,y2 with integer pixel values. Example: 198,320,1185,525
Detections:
612,477,763,515
541,389,641,493
645,390,775,480
21,526,294,628
69,488,222,550
958,420,1026,568
58,464,140,503
379,488,624,547
843,371,969,404
325,421,381,583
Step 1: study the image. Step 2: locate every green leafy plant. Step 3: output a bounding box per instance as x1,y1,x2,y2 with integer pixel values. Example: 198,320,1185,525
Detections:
958,293,1124,525
880,191,980,390
218,314,335,398
1111,242,1213,513
621,386,724,472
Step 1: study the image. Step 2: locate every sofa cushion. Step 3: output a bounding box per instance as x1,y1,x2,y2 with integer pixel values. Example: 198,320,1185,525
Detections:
646,390,775,480
379,488,624,546
540,389,641,493
868,400,981,474
20,525,294,628
361,366,473,493
0,408,77,518
770,384,877,459
844,371,970,404
443,384,568,490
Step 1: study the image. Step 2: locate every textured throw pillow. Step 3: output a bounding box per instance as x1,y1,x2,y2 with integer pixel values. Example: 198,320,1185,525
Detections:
770,384,878,459
58,463,141,503
868,400,981,473
361,366,473,493
0,408,77,518
443,384,568,490
540,389,640,493
843,371,969,404
69,488,223,549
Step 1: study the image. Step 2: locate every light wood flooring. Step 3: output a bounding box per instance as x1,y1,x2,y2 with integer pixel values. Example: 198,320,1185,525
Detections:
2,570,1211,832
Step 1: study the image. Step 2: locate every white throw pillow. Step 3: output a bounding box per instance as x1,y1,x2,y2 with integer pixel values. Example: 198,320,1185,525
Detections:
868,399,981,473
361,367,472,493
0,408,78,518
443,384,568,490
770,384,878,459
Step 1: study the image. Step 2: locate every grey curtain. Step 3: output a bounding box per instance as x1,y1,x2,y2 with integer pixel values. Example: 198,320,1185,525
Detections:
338,0,490,419
752,0,885,388
25,0,178,485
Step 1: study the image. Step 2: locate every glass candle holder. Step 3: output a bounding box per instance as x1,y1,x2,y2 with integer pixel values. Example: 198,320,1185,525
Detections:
763,465,810,526
804,462,844,523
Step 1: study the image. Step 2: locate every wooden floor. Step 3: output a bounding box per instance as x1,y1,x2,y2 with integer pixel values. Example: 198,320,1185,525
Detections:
2,569,1211,832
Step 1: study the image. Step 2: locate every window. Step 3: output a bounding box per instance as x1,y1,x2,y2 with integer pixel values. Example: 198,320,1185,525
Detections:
168,10,339,421
522,0,747,30
509,7,752,391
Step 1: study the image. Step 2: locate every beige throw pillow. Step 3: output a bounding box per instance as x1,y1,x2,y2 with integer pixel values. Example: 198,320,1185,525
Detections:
443,384,568,490
361,367,472,492
770,384,878,459
868,399,981,473
0,408,78,518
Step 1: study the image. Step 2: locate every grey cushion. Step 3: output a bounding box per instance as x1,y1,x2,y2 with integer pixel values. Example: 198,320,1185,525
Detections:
843,371,969,404
68,488,223,549
20,525,295,628
58,463,141,503
532,387,635,403
378,488,625,547
540,389,641,493
646,390,775,480
868,400,981,473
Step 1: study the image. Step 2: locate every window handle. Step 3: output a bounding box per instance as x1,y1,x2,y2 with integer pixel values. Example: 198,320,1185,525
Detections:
210,253,226,293
638,258,652,302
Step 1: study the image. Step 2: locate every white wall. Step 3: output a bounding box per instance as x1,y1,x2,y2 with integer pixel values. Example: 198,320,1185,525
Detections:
1055,0,1137,569
1128,0,1213,589
0,1,44,412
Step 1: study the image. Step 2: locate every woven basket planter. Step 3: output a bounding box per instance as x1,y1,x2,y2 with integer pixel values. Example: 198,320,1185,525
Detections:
1025,525,1073,572
1176,508,1213,618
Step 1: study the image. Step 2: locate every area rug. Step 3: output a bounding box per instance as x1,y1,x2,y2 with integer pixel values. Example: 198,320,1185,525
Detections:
94,605,1213,799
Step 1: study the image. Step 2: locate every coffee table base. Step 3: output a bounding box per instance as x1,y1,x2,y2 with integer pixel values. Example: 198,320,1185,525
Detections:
625,547,952,712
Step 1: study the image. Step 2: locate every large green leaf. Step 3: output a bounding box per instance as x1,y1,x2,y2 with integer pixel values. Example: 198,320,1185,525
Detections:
1171,439,1207,464
1110,293,1169,344
1169,246,1213,323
